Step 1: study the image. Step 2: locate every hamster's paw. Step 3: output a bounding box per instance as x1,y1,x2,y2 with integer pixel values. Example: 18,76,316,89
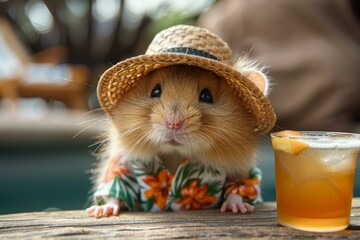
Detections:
86,197,120,218
220,194,255,213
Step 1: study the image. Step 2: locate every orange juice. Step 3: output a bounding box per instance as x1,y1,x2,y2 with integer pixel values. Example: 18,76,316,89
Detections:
271,131,360,232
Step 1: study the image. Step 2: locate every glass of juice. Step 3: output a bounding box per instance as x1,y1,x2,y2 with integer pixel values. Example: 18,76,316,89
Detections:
271,131,360,232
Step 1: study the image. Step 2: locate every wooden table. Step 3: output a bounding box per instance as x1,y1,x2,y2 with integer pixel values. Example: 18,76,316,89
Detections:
0,199,359,239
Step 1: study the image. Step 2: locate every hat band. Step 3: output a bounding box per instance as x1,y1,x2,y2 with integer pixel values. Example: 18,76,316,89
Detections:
159,47,219,61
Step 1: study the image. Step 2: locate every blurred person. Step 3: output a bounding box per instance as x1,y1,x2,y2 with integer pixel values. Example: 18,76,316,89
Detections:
198,0,360,132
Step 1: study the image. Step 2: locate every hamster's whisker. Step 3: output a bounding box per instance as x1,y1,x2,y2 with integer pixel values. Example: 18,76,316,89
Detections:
202,125,252,155
128,131,154,157
140,135,156,155
73,118,108,139
88,138,110,148
78,108,105,118
257,135,271,146
199,132,228,158
185,111,200,120
75,116,108,126
91,138,110,155
197,131,253,175
134,131,150,147
151,101,166,119
203,124,250,144
118,126,144,139
189,134,212,153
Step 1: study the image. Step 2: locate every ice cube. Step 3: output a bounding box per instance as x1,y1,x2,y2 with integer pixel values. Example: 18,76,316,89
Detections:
326,150,358,172
320,149,345,167
276,150,324,186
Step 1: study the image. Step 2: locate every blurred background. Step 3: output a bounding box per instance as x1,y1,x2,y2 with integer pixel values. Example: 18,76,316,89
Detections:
0,0,359,214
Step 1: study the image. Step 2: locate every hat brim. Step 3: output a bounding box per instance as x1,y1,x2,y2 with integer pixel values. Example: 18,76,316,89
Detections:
97,53,276,134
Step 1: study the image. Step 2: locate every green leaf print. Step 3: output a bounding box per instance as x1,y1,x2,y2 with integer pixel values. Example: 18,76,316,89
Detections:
206,180,224,195
109,177,120,197
172,165,185,193
175,162,198,188
132,158,167,187
207,167,222,177
119,183,135,210
249,167,262,180
122,175,139,194
141,197,155,212
108,176,136,211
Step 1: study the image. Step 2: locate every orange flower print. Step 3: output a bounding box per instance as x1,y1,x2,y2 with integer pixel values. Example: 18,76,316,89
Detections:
143,169,174,210
102,158,129,183
226,177,259,200
176,180,216,210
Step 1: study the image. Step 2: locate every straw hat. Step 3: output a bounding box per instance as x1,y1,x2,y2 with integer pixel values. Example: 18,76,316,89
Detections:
97,25,275,134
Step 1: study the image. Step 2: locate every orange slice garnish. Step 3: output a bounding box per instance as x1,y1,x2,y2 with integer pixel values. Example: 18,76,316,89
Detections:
275,130,302,137
271,130,308,155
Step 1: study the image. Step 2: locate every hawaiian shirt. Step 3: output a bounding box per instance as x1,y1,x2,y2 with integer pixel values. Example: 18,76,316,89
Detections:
94,157,262,212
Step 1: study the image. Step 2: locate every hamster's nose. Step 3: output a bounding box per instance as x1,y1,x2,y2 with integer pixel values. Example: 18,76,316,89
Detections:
166,119,184,130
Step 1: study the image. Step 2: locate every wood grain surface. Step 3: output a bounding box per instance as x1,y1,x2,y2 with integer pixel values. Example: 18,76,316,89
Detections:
0,200,359,239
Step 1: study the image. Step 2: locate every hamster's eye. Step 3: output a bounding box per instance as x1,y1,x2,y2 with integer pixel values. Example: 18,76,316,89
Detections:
151,84,162,98
199,88,213,103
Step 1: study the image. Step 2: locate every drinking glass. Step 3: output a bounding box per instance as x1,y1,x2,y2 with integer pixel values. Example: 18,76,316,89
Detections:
271,131,360,232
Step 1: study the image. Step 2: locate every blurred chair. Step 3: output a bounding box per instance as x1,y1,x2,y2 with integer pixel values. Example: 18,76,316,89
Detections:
0,17,90,110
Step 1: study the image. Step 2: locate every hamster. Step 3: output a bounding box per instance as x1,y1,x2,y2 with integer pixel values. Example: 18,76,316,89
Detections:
86,64,268,217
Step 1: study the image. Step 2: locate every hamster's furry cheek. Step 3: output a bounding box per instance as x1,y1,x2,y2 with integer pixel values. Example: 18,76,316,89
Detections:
109,95,158,158
147,103,168,143
193,90,258,165
149,102,165,128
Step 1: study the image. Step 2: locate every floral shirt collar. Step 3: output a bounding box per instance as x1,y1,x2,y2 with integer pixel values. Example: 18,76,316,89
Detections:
94,157,262,212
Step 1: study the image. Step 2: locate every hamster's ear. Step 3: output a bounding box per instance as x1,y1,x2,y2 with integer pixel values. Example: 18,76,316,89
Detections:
245,71,269,95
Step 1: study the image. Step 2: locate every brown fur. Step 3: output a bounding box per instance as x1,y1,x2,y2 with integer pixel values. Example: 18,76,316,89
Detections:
95,65,259,187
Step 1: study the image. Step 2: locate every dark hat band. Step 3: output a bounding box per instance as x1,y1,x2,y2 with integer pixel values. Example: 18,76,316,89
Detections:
159,47,219,61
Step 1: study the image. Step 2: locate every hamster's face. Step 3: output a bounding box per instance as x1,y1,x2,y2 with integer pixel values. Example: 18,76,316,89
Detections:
110,65,257,174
